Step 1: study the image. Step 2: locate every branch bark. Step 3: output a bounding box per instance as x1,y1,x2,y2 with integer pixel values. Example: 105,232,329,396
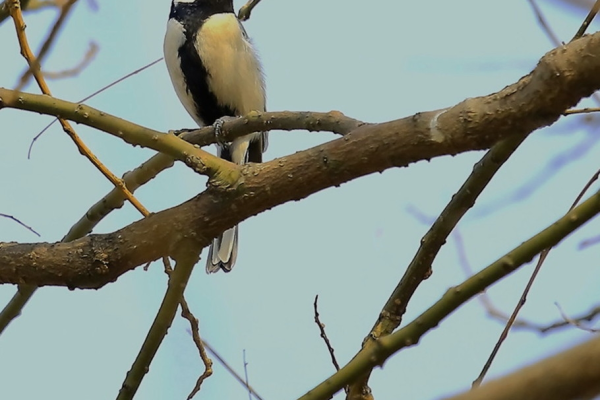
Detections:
1,31,600,288
444,335,600,400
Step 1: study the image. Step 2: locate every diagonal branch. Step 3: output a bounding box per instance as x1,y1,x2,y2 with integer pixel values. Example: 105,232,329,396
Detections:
3,30,600,288
63,111,363,240
346,134,528,399
298,186,600,400
117,247,200,400
0,88,230,181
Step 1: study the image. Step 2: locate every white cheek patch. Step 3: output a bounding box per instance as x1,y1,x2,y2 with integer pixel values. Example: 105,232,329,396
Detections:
196,13,266,116
163,18,205,126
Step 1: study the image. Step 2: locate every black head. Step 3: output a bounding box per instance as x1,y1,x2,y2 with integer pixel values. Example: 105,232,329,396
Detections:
170,0,235,20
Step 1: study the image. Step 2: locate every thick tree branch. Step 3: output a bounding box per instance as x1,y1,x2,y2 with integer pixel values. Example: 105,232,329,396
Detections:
64,111,364,239
2,32,600,288
298,187,600,400
444,335,600,400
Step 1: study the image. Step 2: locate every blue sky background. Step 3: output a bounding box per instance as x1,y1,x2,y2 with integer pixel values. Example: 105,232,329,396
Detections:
1,0,600,399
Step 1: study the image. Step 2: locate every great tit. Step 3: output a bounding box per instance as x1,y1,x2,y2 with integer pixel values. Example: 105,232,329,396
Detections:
164,0,267,273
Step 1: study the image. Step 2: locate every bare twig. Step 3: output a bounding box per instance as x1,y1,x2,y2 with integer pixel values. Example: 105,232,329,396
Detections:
300,185,600,400
348,134,528,398
472,134,599,218
473,167,600,387
527,0,562,45
313,295,342,372
28,56,163,158
15,0,80,90
565,106,600,114
0,213,40,236
237,0,262,21
243,350,252,400
162,254,212,400
201,340,264,400
453,229,546,330
508,304,600,333
471,0,600,219
180,296,213,400
1,0,147,334
117,249,199,400
453,222,600,334
579,233,600,248
7,0,149,215
491,304,600,333
42,41,98,79
555,302,600,333
572,0,600,41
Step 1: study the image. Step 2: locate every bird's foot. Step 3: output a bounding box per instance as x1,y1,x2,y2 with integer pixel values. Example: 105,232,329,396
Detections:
169,128,196,136
213,116,238,145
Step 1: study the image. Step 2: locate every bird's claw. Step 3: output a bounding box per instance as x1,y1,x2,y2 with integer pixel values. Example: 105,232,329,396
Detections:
170,128,195,136
213,116,238,146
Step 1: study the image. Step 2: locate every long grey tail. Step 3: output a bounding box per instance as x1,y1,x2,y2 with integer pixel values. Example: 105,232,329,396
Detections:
205,129,266,273
206,225,238,273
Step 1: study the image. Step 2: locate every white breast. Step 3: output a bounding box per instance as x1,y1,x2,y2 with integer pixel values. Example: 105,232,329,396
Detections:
164,18,205,126
196,13,266,115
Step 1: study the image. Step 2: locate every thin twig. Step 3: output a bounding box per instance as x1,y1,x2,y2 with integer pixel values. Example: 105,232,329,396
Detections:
571,0,600,41
237,0,262,21
472,134,599,219
0,285,36,331
243,350,252,400
452,229,543,329
512,305,600,333
473,0,600,219
299,185,600,400
162,254,212,400
201,340,264,400
15,0,80,91
7,0,149,216
564,107,600,115
180,296,213,400
555,302,600,333
42,41,98,79
116,249,199,400
313,295,342,372
28,57,163,158
579,233,600,248
473,167,600,387
0,213,40,236
347,134,527,398
472,4,600,382
527,0,563,45
0,0,150,334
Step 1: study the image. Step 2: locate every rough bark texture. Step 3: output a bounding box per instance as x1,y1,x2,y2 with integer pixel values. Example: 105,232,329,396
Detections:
2,32,600,289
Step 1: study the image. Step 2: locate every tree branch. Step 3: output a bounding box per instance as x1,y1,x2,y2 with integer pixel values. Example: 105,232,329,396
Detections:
347,133,528,399
3,31,600,288
298,186,600,400
444,335,600,400
117,247,200,400
0,88,230,181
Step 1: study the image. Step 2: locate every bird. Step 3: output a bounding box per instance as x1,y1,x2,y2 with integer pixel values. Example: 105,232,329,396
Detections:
163,0,267,273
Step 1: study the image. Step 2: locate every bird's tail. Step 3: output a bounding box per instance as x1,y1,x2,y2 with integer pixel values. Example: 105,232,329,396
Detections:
206,225,238,273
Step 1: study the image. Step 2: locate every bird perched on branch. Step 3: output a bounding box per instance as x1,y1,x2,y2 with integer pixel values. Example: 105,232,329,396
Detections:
163,0,267,273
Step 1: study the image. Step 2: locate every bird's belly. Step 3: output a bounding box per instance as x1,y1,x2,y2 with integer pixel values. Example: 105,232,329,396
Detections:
196,13,265,116
164,18,206,126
